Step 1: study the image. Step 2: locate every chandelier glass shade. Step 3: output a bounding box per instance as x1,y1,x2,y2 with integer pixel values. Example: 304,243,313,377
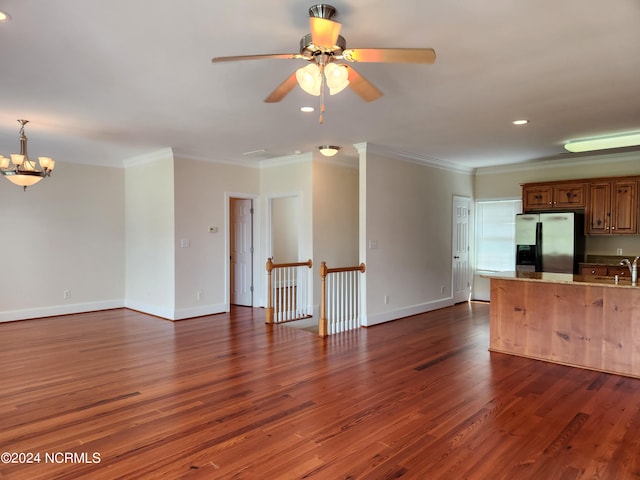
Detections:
295,62,349,96
0,120,55,190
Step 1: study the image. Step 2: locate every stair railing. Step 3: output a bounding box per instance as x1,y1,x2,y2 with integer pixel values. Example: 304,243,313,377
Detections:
319,261,366,336
265,258,313,324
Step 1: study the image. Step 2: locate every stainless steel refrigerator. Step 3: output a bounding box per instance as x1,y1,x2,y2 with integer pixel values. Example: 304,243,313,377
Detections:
515,212,585,273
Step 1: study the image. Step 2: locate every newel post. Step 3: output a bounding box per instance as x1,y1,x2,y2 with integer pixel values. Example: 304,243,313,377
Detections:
266,257,274,324
319,261,328,337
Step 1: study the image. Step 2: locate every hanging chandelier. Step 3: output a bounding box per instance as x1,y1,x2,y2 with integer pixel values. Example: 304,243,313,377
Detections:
0,119,55,191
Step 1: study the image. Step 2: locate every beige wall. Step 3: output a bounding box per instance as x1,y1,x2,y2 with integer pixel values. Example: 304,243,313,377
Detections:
8,146,639,324
125,150,175,318
312,156,360,313
271,196,299,263
360,144,474,326
0,161,125,322
173,156,260,317
260,155,314,308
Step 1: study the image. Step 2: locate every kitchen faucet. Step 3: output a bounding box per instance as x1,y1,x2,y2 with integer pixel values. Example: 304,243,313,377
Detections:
620,257,639,285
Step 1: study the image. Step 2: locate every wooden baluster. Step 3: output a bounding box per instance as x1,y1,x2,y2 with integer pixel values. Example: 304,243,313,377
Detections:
266,258,274,324
319,261,328,337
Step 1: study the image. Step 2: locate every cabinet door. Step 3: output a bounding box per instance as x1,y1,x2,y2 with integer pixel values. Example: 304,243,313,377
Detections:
553,184,586,208
611,180,637,234
523,185,553,210
586,182,611,234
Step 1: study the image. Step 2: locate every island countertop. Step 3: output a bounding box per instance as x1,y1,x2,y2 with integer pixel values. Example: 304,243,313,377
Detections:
486,271,640,379
481,271,638,289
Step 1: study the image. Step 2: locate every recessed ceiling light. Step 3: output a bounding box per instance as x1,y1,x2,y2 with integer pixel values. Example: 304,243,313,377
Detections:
300,106,315,113
512,119,529,125
564,132,640,153
0,10,11,22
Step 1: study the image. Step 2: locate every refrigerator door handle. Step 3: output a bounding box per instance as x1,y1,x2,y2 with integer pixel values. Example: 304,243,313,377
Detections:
535,222,543,272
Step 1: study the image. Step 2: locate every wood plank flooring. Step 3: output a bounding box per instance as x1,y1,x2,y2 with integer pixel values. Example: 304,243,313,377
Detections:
1,303,639,479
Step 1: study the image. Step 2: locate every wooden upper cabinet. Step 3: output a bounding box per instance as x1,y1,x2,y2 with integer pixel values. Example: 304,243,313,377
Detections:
553,183,587,209
523,176,639,235
523,185,552,210
587,182,611,234
611,180,637,234
522,182,585,211
586,180,637,235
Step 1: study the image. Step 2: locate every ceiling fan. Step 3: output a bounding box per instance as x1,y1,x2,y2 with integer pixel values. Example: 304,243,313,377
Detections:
211,4,436,105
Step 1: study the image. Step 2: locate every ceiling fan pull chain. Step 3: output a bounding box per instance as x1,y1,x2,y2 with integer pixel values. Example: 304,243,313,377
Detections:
319,65,325,124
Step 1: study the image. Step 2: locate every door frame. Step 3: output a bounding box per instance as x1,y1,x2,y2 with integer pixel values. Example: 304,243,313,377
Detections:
225,192,260,309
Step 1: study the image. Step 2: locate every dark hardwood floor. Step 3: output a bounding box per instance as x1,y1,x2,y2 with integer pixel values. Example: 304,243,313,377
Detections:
1,303,639,479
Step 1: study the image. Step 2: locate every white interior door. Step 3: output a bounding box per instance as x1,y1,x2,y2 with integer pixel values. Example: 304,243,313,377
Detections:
453,196,471,303
230,198,253,306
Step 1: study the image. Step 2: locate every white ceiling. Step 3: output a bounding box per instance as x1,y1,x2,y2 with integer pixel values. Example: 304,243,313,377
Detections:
0,0,638,170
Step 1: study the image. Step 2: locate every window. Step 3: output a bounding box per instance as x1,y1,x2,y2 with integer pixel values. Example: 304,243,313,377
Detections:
475,199,522,271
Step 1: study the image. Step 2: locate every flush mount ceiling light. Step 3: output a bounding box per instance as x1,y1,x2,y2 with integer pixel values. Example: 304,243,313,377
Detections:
0,120,56,190
300,106,315,113
512,119,529,125
564,132,640,153
0,10,10,22
318,145,340,157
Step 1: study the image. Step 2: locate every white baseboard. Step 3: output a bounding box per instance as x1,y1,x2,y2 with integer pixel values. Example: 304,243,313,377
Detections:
0,299,124,323
173,303,227,320
363,297,454,327
0,300,230,323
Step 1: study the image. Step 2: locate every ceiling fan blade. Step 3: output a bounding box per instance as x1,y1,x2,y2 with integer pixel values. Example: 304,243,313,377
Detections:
310,17,342,49
345,66,383,102
342,48,436,64
264,72,299,103
212,53,301,63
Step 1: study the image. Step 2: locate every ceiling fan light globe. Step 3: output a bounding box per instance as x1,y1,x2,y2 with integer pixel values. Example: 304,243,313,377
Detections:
325,63,349,95
296,64,322,96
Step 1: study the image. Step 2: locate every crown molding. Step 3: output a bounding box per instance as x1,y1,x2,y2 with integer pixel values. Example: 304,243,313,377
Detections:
122,147,175,168
354,142,475,174
475,150,640,176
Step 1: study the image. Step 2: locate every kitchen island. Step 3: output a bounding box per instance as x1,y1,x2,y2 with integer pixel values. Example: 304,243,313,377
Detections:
484,271,640,379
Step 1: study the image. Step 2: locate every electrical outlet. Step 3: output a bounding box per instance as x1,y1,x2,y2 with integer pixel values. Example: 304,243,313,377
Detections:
384,295,389,305
63,290,71,299
196,290,204,301
617,248,623,255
